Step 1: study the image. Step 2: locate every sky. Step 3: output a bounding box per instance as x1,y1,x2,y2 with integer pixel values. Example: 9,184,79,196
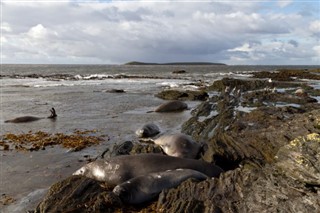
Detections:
1,0,319,65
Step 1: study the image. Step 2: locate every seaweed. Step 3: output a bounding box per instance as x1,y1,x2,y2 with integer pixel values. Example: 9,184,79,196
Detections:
0,130,108,152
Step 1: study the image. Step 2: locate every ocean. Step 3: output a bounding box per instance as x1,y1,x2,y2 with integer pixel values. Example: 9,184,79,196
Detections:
0,64,318,212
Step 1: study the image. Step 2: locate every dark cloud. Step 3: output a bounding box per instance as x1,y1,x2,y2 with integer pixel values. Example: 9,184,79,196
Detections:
288,39,299,47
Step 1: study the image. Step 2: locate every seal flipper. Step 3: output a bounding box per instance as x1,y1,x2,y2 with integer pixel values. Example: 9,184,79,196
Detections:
48,108,57,119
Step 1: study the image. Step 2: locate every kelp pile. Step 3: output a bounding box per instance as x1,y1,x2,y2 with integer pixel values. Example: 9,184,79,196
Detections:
0,130,108,151
0,194,15,206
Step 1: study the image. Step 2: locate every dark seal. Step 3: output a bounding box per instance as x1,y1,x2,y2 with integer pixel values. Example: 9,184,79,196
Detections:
154,100,188,112
113,168,208,204
5,108,57,123
135,123,160,138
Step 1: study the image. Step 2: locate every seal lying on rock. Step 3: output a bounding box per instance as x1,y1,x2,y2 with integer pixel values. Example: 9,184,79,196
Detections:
155,100,188,112
73,153,223,185
5,108,57,123
154,133,201,159
135,123,160,138
113,168,208,204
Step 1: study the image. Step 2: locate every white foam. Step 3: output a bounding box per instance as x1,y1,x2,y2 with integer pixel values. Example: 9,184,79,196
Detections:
198,110,219,122
235,105,257,113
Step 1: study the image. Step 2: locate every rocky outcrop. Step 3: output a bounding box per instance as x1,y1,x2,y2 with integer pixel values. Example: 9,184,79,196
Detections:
251,68,320,81
157,133,320,212
34,176,122,213
156,89,209,101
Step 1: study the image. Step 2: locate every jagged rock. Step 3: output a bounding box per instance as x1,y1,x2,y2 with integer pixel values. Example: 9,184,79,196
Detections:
252,69,320,81
276,133,320,185
100,141,134,159
158,159,320,212
100,140,162,159
34,176,121,213
129,142,163,155
182,78,320,168
156,89,209,101
208,78,296,92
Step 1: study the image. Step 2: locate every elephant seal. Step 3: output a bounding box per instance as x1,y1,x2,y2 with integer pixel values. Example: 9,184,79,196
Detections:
113,168,208,204
155,100,188,112
154,133,201,159
5,108,57,123
135,123,160,138
73,153,223,185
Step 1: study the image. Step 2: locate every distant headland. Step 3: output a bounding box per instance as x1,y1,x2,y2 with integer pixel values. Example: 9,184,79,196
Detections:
124,61,227,66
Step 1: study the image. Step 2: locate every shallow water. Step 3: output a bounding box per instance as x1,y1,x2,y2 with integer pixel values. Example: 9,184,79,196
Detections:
0,64,319,212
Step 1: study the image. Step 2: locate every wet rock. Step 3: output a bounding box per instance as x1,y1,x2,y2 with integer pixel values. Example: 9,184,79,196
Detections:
129,142,163,155
105,89,125,93
208,78,296,93
34,176,120,213
252,69,320,81
100,141,134,159
157,159,320,212
156,89,209,101
172,69,187,74
182,78,320,167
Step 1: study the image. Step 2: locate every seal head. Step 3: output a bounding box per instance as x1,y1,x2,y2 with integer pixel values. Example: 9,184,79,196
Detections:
154,133,201,159
135,123,160,138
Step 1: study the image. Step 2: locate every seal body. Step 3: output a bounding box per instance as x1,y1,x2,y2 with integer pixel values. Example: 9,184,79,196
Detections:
154,133,201,159
73,153,223,185
113,169,208,204
155,100,188,112
135,123,160,138
4,116,41,123
5,108,57,123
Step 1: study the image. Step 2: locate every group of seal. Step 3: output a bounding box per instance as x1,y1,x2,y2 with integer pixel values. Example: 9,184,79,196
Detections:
135,123,201,159
4,108,57,123
73,100,222,204
73,153,223,204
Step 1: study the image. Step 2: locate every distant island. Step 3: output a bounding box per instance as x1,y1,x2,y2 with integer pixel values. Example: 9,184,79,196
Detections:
124,61,227,66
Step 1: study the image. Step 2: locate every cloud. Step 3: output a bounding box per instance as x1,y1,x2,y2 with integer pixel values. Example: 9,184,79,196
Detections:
309,20,320,37
1,1,319,65
277,0,293,8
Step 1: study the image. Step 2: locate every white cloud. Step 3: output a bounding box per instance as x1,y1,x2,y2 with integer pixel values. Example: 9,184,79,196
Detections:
1,1,319,64
1,22,12,32
27,24,50,39
309,20,320,36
